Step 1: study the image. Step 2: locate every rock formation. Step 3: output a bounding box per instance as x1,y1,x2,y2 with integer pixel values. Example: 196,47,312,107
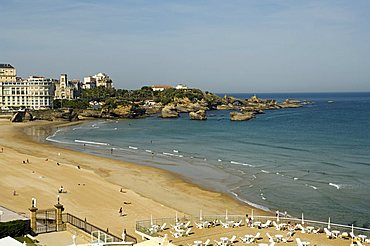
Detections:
189,110,207,120
230,111,255,121
161,105,179,118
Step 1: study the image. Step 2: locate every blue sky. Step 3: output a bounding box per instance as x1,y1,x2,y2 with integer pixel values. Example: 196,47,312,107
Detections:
1,0,370,92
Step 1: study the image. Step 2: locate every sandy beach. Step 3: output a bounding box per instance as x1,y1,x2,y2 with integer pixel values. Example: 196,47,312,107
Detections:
0,119,267,239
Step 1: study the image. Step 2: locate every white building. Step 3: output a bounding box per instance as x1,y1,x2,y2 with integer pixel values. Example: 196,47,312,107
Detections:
175,84,188,90
83,72,113,89
151,85,173,91
0,75,56,110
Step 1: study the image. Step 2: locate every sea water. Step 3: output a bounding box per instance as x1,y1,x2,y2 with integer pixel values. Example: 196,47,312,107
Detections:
47,92,370,227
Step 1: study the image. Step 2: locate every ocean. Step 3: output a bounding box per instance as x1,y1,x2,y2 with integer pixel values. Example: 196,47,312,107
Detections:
46,92,370,227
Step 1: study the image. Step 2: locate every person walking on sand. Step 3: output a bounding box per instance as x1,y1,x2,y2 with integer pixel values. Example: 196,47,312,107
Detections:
119,207,123,216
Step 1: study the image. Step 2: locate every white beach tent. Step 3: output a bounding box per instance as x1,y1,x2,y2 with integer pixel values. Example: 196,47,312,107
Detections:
0,236,24,246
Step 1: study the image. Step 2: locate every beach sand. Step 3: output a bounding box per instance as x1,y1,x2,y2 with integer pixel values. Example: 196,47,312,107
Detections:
0,119,267,239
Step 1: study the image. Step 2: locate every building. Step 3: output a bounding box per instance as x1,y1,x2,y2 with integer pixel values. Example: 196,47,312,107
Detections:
175,84,188,90
0,75,56,110
0,64,16,82
151,85,173,91
82,76,96,89
54,74,77,100
83,72,113,89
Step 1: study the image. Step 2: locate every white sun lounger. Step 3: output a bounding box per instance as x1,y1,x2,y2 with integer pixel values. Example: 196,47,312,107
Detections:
296,238,310,246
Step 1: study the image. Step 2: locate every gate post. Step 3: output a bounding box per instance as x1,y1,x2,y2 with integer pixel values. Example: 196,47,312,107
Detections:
54,196,64,231
29,198,38,233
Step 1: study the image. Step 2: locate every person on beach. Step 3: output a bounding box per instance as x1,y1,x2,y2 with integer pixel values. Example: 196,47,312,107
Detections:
26,159,29,164
1,147,3,153
111,148,113,155
119,207,123,216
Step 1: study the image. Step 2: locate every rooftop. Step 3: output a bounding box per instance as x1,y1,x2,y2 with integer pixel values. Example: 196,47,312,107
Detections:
0,64,14,69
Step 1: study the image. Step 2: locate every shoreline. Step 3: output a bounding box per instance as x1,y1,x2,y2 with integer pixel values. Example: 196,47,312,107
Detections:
0,119,270,237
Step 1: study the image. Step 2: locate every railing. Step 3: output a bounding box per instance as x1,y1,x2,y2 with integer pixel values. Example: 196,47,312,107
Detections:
62,213,137,244
136,214,370,238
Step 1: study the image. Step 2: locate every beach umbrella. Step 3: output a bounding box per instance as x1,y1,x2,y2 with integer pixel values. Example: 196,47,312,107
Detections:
251,209,254,221
277,212,280,223
225,209,228,221
150,214,153,226
200,209,203,221
301,213,304,225
175,211,178,223
328,217,331,229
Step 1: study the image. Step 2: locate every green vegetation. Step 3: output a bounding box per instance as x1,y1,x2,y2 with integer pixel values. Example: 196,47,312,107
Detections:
0,220,30,238
14,236,37,245
53,86,221,111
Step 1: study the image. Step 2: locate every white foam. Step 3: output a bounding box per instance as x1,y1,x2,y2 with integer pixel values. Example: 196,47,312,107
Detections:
218,159,222,162
231,193,270,212
128,146,138,150
173,150,179,153
329,183,341,190
293,177,298,180
309,185,318,190
46,137,72,145
145,150,152,153
261,169,270,173
230,161,254,167
75,140,109,146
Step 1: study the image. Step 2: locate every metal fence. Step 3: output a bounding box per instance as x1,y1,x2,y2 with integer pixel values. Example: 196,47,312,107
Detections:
63,213,137,244
35,209,57,234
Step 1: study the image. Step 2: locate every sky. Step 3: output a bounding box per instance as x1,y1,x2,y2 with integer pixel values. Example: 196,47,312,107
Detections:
1,0,370,93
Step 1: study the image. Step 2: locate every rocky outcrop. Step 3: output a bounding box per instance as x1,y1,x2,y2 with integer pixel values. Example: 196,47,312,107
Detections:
161,105,179,118
278,99,303,108
230,111,255,121
11,111,35,122
172,97,208,113
79,109,104,118
111,105,132,118
189,110,207,120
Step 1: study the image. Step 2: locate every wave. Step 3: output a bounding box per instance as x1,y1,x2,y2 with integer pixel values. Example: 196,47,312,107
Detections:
128,146,138,150
74,140,109,146
260,170,270,173
230,161,255,167
329,183,341,190
162,152,183,158
230,191,270,212
46,137,73,145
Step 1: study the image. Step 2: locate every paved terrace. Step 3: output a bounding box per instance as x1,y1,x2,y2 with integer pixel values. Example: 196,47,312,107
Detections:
0,206,28,222
136,215,370,246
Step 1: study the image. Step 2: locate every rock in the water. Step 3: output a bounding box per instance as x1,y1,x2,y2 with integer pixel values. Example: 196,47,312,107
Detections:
230,111,255,121
189,110,207,120
161,105,179,118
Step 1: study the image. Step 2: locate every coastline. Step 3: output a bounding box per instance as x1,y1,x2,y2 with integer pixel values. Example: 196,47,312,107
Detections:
0,119,270,238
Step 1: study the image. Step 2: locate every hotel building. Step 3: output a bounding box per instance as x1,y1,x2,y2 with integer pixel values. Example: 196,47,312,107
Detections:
0,64,56,110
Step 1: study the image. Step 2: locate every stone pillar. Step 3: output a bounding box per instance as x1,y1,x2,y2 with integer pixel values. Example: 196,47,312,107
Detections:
54,198,64,231
29,206,38,233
